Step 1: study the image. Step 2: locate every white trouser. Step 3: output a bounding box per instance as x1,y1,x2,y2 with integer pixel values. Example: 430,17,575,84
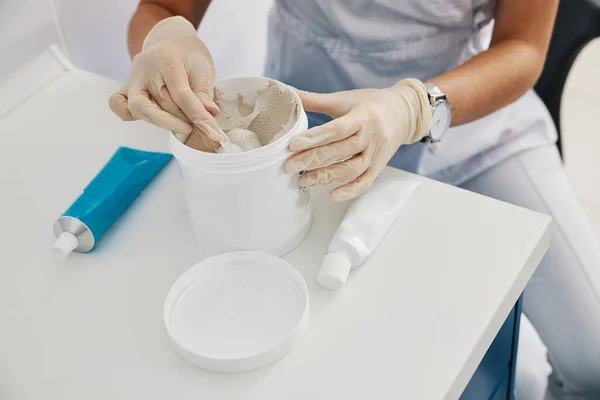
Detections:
516,314,552,400
458,145,600,400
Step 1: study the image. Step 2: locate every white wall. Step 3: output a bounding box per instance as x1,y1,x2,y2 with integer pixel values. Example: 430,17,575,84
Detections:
1,0,272,84
199,0,273,80
0,0,65,83
52,0,272,82
51,0,138,81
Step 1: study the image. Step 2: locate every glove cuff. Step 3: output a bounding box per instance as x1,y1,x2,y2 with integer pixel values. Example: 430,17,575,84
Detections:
392,78,432,144
142,16,199,52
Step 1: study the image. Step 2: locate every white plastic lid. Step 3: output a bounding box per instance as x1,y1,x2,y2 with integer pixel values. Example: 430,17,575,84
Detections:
318,253,352,291
163,251,309,373
52,231,79,258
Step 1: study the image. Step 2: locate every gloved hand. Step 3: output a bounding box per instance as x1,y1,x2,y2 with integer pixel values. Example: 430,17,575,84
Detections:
109,16,226,151
284,79,432,201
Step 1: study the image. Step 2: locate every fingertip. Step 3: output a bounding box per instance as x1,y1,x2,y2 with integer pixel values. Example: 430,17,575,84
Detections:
330,185,358,202
289,124,337,151
206,101,220,117
292,87,322,103
288,126,327,151
330,189,350,202
288,136,305,152
333,170,376,201
292,87,309,100
283,161,295,175
197,91,220,116
284,158,302,175
197,120,227,142
172,123,193,136
108,92,135,121
127,91,194,133
294,89,341,116
298,172,316,188
295,89,318,109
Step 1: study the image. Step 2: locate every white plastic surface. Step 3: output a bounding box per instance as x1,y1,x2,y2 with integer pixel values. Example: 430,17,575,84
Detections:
164,251,309,373
52,231,78,258
317,253,352,290
169,77,311,256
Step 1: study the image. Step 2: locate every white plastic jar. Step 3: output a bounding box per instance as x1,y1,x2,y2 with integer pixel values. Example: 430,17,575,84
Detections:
169,77,311,256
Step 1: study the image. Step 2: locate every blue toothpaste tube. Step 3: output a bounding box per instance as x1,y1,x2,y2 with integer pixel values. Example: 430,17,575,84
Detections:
52,146,172,257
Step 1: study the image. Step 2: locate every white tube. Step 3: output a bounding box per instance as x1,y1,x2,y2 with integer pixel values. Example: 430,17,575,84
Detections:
317,175,420,290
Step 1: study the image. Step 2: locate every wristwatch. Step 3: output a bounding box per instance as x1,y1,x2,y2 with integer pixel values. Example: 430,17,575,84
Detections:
421,82,452,144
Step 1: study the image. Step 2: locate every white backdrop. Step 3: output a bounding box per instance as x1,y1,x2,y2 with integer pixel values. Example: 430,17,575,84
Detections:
0,0,65,82
0,0,273,83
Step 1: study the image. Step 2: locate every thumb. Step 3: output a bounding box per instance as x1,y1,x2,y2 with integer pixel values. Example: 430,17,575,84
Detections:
196,90,220,117
187,58,220,116
108,91,136,121
294,88,347,118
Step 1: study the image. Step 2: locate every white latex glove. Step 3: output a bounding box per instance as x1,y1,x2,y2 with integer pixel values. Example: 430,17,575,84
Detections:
109,16,226,151
284,79,432,201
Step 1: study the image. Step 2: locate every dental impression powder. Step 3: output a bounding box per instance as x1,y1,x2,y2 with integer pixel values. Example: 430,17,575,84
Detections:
186,80,300,153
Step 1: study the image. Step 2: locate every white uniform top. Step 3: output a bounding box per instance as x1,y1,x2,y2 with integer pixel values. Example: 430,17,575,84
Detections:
264,0,557,185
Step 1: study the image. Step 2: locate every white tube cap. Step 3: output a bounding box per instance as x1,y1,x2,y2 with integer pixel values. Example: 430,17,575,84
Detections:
53,231,79,258
318,253,352,290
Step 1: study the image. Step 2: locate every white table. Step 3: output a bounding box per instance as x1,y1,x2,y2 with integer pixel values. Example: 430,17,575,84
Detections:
0,48,552,400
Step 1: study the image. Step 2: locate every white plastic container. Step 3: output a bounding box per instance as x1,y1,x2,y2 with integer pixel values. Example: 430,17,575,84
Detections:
169,77,311,256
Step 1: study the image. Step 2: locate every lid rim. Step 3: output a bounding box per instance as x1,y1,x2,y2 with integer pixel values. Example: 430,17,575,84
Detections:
163,251,309,373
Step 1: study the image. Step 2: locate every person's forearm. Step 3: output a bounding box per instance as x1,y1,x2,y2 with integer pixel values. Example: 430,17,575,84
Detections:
128,3,174,57
429,39,545,127
429,0,558,127
127,0,212,58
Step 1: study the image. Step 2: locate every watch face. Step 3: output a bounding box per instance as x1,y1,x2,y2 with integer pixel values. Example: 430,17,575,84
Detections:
431,101,451,141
